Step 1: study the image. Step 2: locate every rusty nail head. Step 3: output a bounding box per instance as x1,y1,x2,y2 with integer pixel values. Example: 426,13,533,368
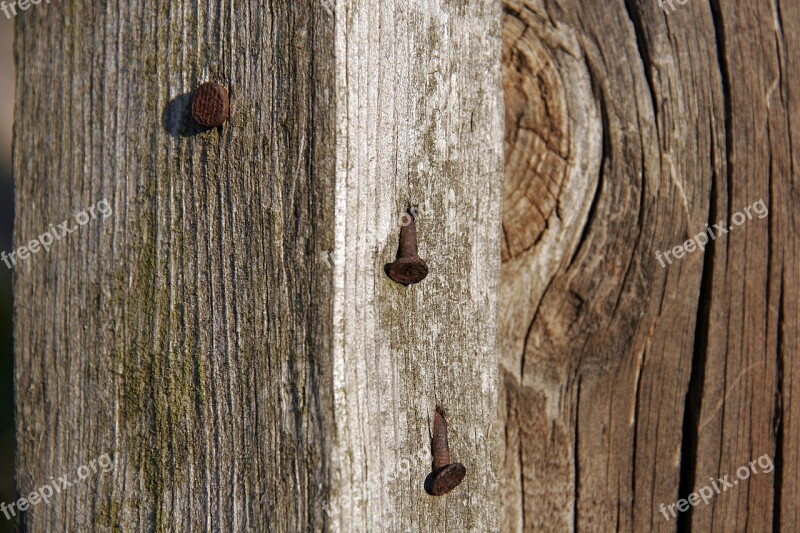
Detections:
192,82,230,127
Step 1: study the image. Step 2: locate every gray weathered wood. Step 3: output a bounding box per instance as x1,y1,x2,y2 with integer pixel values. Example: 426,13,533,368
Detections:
14,1,504,532
15,1,336,530
328,2,504,531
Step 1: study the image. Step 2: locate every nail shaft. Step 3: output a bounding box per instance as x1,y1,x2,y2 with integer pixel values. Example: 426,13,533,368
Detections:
425,404,466,496
384,209,428,286
432,405,451,470
398,215,420,259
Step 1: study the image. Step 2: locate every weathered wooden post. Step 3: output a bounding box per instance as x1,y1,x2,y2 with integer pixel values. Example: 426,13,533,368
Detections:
14,1,504,531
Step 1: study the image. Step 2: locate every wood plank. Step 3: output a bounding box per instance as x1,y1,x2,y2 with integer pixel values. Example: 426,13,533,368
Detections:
13,1,505,531
14,2,336,530
499,0,796,531
329,1,505,531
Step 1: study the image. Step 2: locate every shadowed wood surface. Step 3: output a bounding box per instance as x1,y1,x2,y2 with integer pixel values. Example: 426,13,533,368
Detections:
499,0,798,531
14,2,335,531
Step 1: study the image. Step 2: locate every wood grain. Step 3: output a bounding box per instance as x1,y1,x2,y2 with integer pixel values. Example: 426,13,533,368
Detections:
14,1,505,532
15,1,335,531
499,0,798,531
329,1,504,531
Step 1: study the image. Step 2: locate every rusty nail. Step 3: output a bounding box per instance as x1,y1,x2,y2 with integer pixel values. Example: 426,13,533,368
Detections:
384,210,428,285
425,405,466,496
191,82,230,127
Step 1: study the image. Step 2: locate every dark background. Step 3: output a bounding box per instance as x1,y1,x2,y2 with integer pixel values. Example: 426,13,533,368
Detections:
1,15,16,533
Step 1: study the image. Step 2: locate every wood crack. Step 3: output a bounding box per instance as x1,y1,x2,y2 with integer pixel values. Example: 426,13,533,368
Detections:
771,284,784,533
676,136,720,532
621,0,658,120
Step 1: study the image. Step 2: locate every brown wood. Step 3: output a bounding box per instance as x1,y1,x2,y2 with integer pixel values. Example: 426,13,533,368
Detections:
15,0,797,530
500,0,798,531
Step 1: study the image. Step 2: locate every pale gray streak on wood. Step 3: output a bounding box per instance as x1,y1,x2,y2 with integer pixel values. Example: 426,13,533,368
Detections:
331,1,504,532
